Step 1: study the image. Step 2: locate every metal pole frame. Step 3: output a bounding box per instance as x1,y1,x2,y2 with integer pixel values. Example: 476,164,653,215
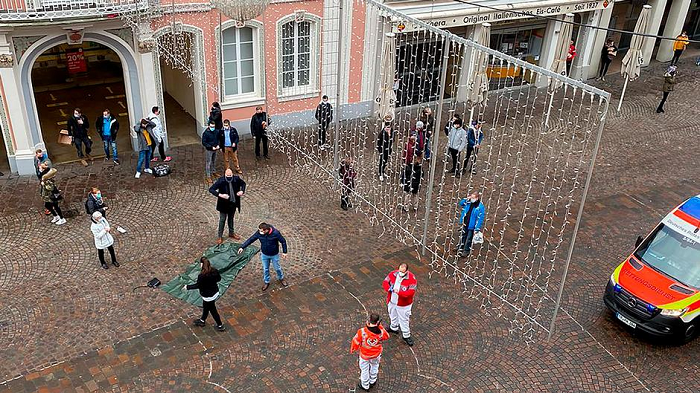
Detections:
547,96,610,340
333,0,344,171
421,35,452,254
219,11,223,102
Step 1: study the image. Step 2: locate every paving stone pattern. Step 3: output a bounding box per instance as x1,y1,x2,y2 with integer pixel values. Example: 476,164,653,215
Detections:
0,56,699,392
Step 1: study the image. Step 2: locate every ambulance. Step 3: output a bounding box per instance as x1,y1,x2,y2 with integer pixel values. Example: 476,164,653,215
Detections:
604,195,700,344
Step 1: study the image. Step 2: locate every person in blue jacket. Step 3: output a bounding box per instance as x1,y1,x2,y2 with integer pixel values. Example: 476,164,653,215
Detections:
238,222,289,291
457,191,485,256
461,119,484,175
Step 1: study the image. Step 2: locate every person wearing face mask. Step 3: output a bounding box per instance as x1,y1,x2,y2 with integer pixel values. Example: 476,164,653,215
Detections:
90,211,118,269
315,95,333,149
382,263,417,346
446,117,467,175
67,107,92,166
183,257,225,332
202,120,220,184
131,118,156,179
86,187,108,217
457,191,486,257
94,109,120,165
34,149,52,180
339,157,356,210
209,168,246,244
238,222,289,291
462,119,484,176
376,124,394,181
148,106,171,162
350,313,390,392
250,106,271,159
218,119,241,174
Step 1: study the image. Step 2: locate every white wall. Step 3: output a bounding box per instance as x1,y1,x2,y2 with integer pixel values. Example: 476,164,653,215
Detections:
159,58,195,118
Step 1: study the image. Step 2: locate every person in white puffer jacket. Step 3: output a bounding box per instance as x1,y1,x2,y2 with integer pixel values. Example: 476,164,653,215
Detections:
446,117,467,174
91,211,119,270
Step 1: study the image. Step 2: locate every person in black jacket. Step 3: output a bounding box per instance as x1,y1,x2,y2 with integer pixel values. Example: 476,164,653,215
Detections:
219,119,241,174
208,102,223,131
250,106,270,159
94,109,120,165
209,168,246,244
202,120,220,183
315,95,333,148
238,222,288,291
376,124,394,181
86,187,108,217
67,107,92,166
183,257,225,331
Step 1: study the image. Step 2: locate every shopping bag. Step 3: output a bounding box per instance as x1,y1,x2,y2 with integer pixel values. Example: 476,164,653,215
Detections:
58,129,71,145
473,231,484,244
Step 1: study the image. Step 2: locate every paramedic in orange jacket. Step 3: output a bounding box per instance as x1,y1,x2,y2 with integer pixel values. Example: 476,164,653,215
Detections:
382,263,417,346
350,313,390,392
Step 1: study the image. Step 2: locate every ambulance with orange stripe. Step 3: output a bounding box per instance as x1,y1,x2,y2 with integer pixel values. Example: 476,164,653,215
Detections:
604,195,700,344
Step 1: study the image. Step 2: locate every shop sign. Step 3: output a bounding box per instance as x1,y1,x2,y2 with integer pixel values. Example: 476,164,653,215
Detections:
394,0,608,33
66,48,87,74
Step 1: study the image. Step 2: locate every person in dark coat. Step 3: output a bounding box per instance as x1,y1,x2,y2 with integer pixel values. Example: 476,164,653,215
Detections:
315,95,333,148
183,257,225,331
250,106,270,159
208,102,223,131
597,39,617,81
86,187,108,217
418,107,434,159
208,168,246,244
238,222,289,291
339,157,356,210
376,124,394,181
657,66,677,113
94,109,120,165
401,153,423,211
67,107,92,166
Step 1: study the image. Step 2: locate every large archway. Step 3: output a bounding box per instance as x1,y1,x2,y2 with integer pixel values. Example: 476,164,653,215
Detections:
31,41,131,164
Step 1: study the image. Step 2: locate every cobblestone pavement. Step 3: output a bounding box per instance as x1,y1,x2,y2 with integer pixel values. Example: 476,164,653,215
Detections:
0,56,699,393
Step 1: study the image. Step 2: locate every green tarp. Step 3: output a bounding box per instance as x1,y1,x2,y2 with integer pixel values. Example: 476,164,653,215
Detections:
161,242,259,307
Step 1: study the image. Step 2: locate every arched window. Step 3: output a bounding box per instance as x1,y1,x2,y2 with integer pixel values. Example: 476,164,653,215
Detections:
221,25,263,101
277,14,320,98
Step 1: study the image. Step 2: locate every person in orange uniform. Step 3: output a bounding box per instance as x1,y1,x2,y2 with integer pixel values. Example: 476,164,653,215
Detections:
350,313,390,392
671,31,689,66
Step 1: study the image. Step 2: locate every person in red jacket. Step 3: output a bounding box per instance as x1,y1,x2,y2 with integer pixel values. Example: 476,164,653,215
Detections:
350,313,389,392
382,263,417,346
566,40,576,76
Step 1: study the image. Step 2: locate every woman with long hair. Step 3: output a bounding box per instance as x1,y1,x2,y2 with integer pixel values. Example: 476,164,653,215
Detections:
184,257,225,331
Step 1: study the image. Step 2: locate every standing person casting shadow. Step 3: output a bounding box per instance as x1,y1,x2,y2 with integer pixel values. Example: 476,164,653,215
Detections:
184,257,225,332
657,66,677,114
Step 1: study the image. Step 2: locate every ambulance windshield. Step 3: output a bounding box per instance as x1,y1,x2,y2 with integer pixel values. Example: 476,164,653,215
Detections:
634,224,700,289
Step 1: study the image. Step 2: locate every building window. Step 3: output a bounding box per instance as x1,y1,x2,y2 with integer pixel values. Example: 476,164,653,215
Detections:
277,15,320,98
222,26,259,99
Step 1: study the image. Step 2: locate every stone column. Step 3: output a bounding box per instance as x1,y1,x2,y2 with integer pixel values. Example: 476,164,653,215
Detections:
641,0,668,67
571,10,602,81
656,0,692,62
588,3,615,80
535,16,564,88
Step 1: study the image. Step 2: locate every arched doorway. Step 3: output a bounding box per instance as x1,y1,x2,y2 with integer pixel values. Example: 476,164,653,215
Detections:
31,41,131,164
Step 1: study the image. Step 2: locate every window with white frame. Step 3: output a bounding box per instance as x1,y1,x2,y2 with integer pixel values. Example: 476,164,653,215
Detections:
278,16,319,97
222,26,260,99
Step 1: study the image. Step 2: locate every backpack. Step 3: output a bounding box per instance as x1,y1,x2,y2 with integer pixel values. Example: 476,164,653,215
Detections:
153,164,171,177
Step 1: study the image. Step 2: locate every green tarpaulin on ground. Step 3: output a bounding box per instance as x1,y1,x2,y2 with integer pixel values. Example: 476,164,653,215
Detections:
161,242,259,307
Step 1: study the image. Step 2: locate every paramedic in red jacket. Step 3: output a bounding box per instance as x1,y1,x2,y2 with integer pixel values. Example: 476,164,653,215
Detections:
350,313,390,392
382,263,417,346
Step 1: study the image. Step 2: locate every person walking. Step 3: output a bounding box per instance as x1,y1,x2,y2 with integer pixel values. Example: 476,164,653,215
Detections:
90,211,119,269
209,168,246,244
444,113,461,136
94,109,120,165
376,124,394,181
566,40,576,75
67,107,92,166
183,257,226,332
132,118,156,178
657,66,677,113
219,119,241,174
202,120,220,184
401,152,423,211
208,102,223,131
462,119,484,175
86,187,108,217
315,95,333,149
339,157,356,210
418,107,434,159
382,263,417,346
350,313,390,392
597,39,617,81
457,191,486,257
238,222,289,291
250,106,270,159
447,117,467,175
148,106,171,162
671,31,689,66
39,164,66,225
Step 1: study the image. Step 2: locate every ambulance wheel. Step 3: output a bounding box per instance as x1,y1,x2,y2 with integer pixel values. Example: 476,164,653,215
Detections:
676,323,697,345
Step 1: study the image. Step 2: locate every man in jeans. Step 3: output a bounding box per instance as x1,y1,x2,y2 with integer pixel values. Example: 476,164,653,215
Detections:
94,109,120,165
202,120,220,184
131,118,155,178
238,222,289,291
209,168,246,244
219,119,241,174
148,106,171,162
457,191,485,257
67,107,92,166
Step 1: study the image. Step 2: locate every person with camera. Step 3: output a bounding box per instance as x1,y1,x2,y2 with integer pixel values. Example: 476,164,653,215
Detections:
90,211,118,269
350,313,390,392
382,263,417,346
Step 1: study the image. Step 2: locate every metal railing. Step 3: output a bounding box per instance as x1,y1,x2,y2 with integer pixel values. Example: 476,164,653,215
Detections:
0,0,151,21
